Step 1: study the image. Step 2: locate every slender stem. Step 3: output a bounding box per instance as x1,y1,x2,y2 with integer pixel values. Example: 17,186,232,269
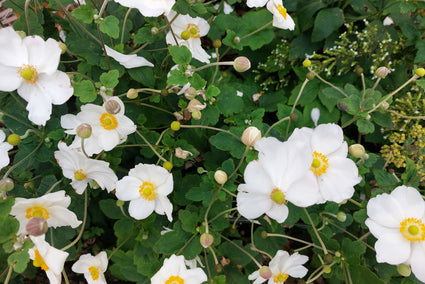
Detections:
155,128,170,145
303,208,328,254
0,110,37,130
97,0,109,18
211,47,220,84
265,116,290,137
108,229,135,260
24,0,31,35
179,125,241,141
9,92,27,109
165,15,180,46
311,71,348,98
327,220,375,251
0,265,10,282
3,139,43,179
190,61,234,73
208,207,237,223
360,73,366,101
204,191,218,233
3,264,13,284
348,198,362,207
61,190,88,251
121,8,132,44
176,234,197,255
306,261,337,284
62,269,70,284
240,20,272,40
286,78,309,138
251,222,272,259
137,102,174,115
360,78,381,110
135,130,167,162
97,23,111,70
266,233,324,251
129,42,149,55
203,249,212,282
208,246,219,265
45,178,64,194
387,110,425,120
228,145,249,180
220,187,237,198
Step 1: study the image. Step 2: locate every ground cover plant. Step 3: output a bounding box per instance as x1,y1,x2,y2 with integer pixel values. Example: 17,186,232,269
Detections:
2,0,425,283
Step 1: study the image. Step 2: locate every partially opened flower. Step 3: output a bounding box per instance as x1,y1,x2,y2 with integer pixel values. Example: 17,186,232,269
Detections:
114,0,175,17
0,130,13,170
29,235,69,284
72,251,108,284
246,0,295,30
288,123,361,203
54,142,118,194
104,45,153,69
248,251,308,284
151,254,207,284
10,190,82,235
365,186,425,282
166,11,211,63
237,138,320,223
115,163,174,221
0,27,73,125
61,97,136,156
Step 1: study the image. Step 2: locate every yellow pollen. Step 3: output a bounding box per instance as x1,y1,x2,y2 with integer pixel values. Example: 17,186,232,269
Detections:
277,4,287,20
25,206,50,219
400,217,425,242
270,188,286,205
33,249,49,271
100,112,118,130
310,151,329,176
165,275,184,284
74,169,87,181
273,272,288,283
18,64,38,84
139,182,155,201
185,24,200,38
89,266,100,280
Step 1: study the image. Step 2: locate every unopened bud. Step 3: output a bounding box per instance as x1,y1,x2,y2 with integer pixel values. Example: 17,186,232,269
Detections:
261,230,268,239
233,36,240,43
105,99,121,114
76,123,92,139
151,27,159,35
215,264,223,273
191,110,202,120
213,39,222,48
187,99,206,112
311,108,320,127
57,42,67,54
376,66,389,79
259,266,272,279
116,200,125,207
324,254,333,264
306,71,315,80
171,121,181,131
7,134,21,146
323,265,332,274
290,113,298,121
365,114,371,120
241,126,261,147
416,68,425,77
355,66,364,76
127,88,138,99
349,144,365,158
24,181,35,191
175,147,193,159
302,59,311,68
163,161,173,171
233,56,251,72
397,263,411,277
161,89,169,97
252,92,262,102
26,217,48,236
214,170,228,185
380,101,389,110
200,233,214,248
336,211,347,222
0,178,14,192
184,87,197,100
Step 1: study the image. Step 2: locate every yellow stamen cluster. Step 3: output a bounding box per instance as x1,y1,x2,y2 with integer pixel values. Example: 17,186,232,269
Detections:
100,113,118,130
33,249,49,271
270,188,286,205
25,206,50,219
165,275,184,284
74,169,87,181
18,64,38,84
273,272,288,283
400,217,425,242
277,4,287,20
185,24,200,38
139,182,155,201
310,151,329,176
89,266,100,280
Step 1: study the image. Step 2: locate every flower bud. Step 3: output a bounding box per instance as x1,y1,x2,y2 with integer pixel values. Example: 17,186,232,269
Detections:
311,108,320,127
290,113,298,121
220,257,230,266
376,66,389,79
302,59,311,68
151,27,159,35
57,42,67,54
306,71,315,80
184,87,197,100
261,230,268,239
191,110,202,120
241,126,261,147
26,217,48,236
213,39,222,48
7,134,21,146
233,36,240,43
76,123,92,139
252,92,262,102
397,263,411,277
349,144,365,158
187,99,206,112
171,121,181,131
24,181,35,191
173,112,184,121
214,170,228,185
0,178,14,192
259,266,272,279
105,99,121,114
323,265,332,274
127,88,138,99
197,167,205,174
380,101,389,110
355,66,364,76
175,147,193,159
233,56,251,72
200,233,214,248
323,254,334,264
336,212,347,222
116,200,125,207
161,89,169,97
416,68,425,77
163,161,173,171
215,264,223,273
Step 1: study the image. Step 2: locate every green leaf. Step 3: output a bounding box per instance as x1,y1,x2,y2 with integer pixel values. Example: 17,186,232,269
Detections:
73,80,97,103
0,216,19,243
349,264,385,284
38,175,57,195
100,70,119,88
100,15,120,39
47,129,65,141
128,67,155,88
341,238,366,264
217,87,244,116
372,168,398,187
71,5,96,24
178,208,199,233
188,73,206,90
312,8,344,42
169,45,192,65
154,221,191,254
214,275,227,284
356,119,375,134
319,87,346,112
99,199,124,219
205,85,221,99
402,158,420,187
8,249,30,273
134,27,158,44
167,69,189,86
114,219,135,242
371,111,393,128
209,132,245,159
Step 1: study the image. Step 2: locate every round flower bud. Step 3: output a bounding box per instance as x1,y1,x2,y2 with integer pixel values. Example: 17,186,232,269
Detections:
365,114,371,120
290,113,298,121
416,68,425,77
0,178,14,192
57,42,67,54
191,110,202,120
349,144,365,158
105,99,121,115
214,170,228,185
376,66,389,79
151,27,159,35
213,39,222,48
336,211,347,222
355,66,364,76
161,89,169,97
24,181,35,191
200,233,214,248
116,200,125,207
241,126,261,147
324,254,334,264
7,134,21,146
233,56,251,72
306,71,315,80
259,266,272,279
76,123,92,139
323,266,332,274
233,36,241,43
26,217,48,236
215,264,223,273
184,87,197,100
397,263,411,277
171,121,181,131
127,88,138,99
163,161,173,171
380,101,389,110
181,30,190,40
261,230,268,239
302,59,311,68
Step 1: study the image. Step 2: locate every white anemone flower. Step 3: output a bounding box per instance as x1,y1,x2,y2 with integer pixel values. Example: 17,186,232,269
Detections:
10,190,82,235
61,97,136,156
71,251,108,284
151,254,207,284
247,0,294,30
365,186,425,282
166,11,211,63
114,0,175,17
288,123,361,204
104,45,153,69
29,235,69,284
115,163,174,221
54,142,118,194
248,251,308,284
0,27,73,126
237,138,320,223
0,130,13,170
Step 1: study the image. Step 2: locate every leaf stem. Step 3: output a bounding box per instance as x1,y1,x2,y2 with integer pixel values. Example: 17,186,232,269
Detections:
303,208,328,254
61,190,87,251
135,130,167,162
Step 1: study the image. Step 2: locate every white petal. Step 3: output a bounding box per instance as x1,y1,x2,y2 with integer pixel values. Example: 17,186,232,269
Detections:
115,0,175,17
367,192,406,228
36,71,73,105
410,243,425,282
0,27,27,67
128,198,155,220
390,186,425,219
0,64,22,91
311,123,344,155
237,190,272,220
18,84,52,126
375,232,411,264
47,205,82,228
23,36,61,75
104,45,153,68
241,160,275,195
115,176,143,201
247,0,268,8
266,202,289,223
285,172,320,207
154,196,173,222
